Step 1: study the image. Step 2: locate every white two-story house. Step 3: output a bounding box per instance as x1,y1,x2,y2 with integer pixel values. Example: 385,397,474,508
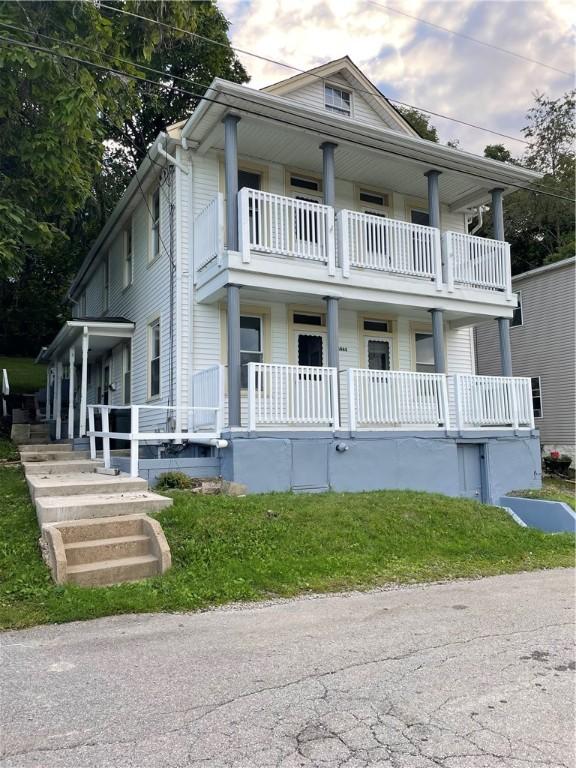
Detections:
38,57,543,502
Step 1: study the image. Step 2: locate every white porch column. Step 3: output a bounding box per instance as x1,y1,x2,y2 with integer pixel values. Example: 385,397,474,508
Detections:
223,114,241,251
79,326,89,437
68,347,76,439
55,360,63,441
491,187,513,377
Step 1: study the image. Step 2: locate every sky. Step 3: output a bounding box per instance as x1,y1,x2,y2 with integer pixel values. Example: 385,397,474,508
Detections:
218,0,574,156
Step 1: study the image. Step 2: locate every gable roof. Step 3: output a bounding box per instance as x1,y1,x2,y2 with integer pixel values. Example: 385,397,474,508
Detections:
262,56,420,138
512,256,575,283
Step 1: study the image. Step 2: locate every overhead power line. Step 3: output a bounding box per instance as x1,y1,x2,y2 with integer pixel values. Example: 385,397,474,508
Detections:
367,1,573,77
0,18,531,147
96,1,532,146
1,35,574,205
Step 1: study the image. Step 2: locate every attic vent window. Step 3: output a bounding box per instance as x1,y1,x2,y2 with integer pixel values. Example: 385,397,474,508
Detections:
324,84,351,116
359,190,389,208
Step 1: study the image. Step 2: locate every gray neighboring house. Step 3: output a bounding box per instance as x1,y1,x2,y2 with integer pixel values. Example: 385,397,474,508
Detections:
475,257,576,460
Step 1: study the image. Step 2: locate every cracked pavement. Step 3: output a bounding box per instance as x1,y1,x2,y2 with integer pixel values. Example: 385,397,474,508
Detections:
1,569,574,768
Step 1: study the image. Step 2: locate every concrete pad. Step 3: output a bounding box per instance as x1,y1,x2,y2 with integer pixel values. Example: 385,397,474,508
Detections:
28,472,148,502
35,490,172,524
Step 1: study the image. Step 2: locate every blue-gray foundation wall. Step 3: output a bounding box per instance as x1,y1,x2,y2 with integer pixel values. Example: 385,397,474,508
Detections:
220,431,541,505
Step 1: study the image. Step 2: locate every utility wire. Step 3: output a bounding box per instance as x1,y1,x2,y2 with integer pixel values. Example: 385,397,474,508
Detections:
367,1,573,77
0,17,532,148
1,34,574,204
95,1,534,146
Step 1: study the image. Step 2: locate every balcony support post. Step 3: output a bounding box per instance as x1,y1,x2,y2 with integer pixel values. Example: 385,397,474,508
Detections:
491,187,505,242
223,114,241,251
491,187,512,376
324,296,340,371
227,283,242,427
424,169,443,284
429,308,446,374
320,142,338,207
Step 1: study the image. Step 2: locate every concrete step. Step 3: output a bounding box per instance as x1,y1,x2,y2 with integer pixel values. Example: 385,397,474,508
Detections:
16,437,51,445
30,424,49,434
29,472,148,502
56,514,148,542
66,554,160,587
19,450,90,463
19,443,73,454
65,534,151,565
23,459,104,476
36,492,171,524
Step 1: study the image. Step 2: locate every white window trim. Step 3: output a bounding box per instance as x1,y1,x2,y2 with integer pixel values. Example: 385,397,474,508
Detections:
147,317,161,401
324,82,353,117
356,186,391,214
123,343,132,405
531,376,543,419
148,188,161,264
286,169,323,200
123,219,134,289
511,290,523,328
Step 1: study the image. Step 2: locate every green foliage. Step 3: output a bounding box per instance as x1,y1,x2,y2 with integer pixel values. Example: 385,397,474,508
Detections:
0,447,573,630
155,471,195,491
0,356,46,394
484,144,516,164
396,106,439,142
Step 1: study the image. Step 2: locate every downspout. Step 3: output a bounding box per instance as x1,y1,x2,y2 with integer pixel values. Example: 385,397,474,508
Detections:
156,136,189,175
469,206,483,235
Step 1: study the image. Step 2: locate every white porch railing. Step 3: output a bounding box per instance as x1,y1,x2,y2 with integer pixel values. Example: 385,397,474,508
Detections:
194,194,224,270
443,231,512,297
1,368,9,418
452,374,534,430
338,210,443,285
88,402,224,477
238,188,336,273
247,363,340,430
347,369,450,430
191,364,225,431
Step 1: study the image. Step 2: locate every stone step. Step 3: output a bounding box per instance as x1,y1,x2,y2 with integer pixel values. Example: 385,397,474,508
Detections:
29,472,148,502
65,534,151,565
23,459,104,476
36,492,171,524
19,443,73,454
66,554,160,587
19,450,90,463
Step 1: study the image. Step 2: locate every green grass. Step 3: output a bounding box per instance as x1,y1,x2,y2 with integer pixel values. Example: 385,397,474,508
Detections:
0,356,47,394
1,435,574,631
510,476,575,510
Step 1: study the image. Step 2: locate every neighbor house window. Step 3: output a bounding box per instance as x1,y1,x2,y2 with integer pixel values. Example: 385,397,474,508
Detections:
102,254,109,312
240,315,263,389
415,332,435,373
148,319,160,398
531,376,542,418
123,221,133,288
150,188,160,262
123,344,131,405
511,292,523,327
324,84,351,116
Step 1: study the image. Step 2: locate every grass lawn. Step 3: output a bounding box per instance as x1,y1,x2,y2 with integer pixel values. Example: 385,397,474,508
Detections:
510,476,575,510
0,356,47,395
1,435,574,631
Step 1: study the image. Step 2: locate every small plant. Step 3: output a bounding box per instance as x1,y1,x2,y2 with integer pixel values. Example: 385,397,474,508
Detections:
155,471,194,491
543,452,572,477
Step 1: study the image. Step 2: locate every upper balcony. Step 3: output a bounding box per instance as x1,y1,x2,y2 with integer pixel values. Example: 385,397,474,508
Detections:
193,188,513,313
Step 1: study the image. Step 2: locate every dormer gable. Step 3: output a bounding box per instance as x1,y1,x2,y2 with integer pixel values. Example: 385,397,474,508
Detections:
262,56,419,137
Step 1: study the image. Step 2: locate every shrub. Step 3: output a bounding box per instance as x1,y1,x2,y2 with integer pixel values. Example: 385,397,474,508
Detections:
155,471,194,491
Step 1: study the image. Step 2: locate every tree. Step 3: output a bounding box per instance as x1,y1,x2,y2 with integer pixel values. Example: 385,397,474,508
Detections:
483,144,515,164
396,106,439,142
0,0,248,354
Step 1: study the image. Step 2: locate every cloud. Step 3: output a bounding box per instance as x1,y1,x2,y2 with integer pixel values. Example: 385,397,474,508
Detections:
219,0,574,155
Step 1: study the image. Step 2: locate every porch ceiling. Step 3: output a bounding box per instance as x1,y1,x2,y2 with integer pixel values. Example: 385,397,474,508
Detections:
38,319,134,363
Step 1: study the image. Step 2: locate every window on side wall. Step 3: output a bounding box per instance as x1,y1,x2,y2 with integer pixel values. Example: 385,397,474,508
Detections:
414,332,435,373
148,319,160,399
531,377,542,418
240,315,263,389
123,344,132,405
324,84,351,116
150,188,160,263
123,221,133,288
511,291,523,327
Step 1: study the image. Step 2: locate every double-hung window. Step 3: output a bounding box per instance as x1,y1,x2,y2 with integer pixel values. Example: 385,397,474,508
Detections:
150,189,160,262
123,221,133,288
531,376,542,418
240,315,263,389
511,292,523,327
148,319,161,398
414,332,435,373
324,84,351,116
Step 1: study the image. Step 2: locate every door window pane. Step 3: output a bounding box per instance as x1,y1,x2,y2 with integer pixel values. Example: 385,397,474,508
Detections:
415,332,435,373
298,334,324,367
368,340,390,371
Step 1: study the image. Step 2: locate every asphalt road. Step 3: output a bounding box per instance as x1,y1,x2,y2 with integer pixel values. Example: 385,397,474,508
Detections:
1,569,574,768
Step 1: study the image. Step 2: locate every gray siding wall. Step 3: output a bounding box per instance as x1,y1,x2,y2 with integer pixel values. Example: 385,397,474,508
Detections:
475,260,575,445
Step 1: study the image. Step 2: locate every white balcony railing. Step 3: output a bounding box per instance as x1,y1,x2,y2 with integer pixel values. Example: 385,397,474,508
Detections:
247,363,340,431
338,210,443,285
443,231,512,297
347,369,450,430
194,194,224,271
452,374,534,429
238,188,335,273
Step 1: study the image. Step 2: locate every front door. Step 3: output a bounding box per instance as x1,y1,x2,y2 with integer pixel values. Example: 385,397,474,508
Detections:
457,443,486,501
296,332,325,367
366,338,390,371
